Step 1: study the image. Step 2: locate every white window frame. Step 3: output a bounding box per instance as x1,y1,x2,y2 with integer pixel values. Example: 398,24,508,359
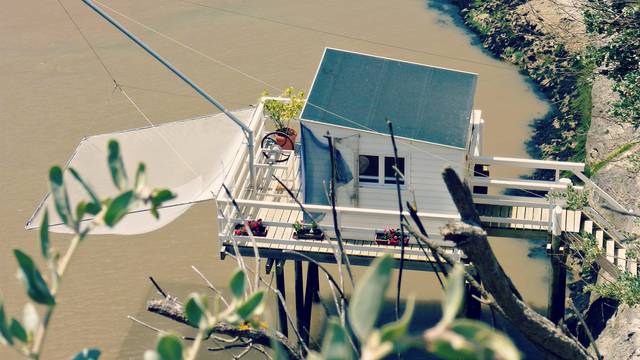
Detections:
358,153,408,188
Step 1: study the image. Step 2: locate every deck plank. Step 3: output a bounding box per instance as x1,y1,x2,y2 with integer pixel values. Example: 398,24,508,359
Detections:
565,210,575,233
560,210,567,232
617,248,627,272
523,207,534,230
606,239,615,263
573,211,582,233
595,230,604,249
532,207,542,230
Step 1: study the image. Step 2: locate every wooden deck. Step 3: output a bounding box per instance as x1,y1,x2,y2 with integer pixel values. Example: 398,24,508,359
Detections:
221,234,461,271
223,191,462,271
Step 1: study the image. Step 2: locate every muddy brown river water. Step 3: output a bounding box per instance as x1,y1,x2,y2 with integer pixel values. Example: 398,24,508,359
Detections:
1,0,551,358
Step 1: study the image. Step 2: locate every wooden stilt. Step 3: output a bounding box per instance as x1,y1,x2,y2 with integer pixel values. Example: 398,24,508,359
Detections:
548,206,567,324
302,262,319,338
294,260,307,346
265,258,275,274
275,260,288,336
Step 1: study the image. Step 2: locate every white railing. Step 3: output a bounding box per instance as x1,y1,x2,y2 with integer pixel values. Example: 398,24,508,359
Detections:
218,194,460,239
469,156,584,190
468,154,629,213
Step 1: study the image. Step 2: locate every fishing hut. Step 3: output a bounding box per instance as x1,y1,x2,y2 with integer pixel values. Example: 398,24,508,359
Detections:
26,0,636,343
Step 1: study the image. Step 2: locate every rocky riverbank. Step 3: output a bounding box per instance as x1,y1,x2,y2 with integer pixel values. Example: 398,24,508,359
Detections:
451,0,592,164
451,0,640,229
448,0,640,358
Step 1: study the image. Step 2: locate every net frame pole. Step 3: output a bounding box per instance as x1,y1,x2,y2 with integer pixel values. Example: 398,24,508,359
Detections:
81,0,256,188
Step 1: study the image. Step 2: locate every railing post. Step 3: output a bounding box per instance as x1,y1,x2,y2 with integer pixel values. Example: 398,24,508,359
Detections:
551,205,563,237
548,205,566,324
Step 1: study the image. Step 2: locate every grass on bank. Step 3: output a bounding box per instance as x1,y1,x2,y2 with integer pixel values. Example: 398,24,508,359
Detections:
586,141,639,176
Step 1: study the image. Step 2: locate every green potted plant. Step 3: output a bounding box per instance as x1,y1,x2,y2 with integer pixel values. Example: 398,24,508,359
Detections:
292,220,324,240
262,87,305,150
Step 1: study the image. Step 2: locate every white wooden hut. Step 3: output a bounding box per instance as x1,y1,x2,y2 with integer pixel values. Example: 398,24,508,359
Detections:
293,48,477,240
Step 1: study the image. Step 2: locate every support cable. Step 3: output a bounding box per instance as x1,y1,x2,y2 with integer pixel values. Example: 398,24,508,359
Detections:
89,0,567,202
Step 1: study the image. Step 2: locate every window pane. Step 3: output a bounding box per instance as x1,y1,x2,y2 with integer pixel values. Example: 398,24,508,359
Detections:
359,155,379,183
384,157,405,185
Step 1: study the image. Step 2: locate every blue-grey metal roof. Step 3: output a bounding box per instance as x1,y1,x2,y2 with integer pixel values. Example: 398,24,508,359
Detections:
301,48,478,148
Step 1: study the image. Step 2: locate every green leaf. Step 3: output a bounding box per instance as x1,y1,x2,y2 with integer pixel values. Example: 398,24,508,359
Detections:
429,319,521,360
235,290,265,321
40,210,50,260
134,163,146,193
428,333,476,360
156,334,183,360
441,264,465,325
76,201,88,224
321,317,354,360
453,320,520,360
150,207,160,219
14,250,55,305
84,202,102,216
10,318,27,343
380,294,415,344
49,166,73,227
348,254,393,340
103,191,135,227
229,270,246,300
0,298,13,346
108,140,127,190
23,303,39,336
150,189,175,219
184,293,208,328
151,189,176,206
69,167,101,209
71,348,101,360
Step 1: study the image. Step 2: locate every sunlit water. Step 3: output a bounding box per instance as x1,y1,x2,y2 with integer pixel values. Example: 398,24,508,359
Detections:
0,0,550,358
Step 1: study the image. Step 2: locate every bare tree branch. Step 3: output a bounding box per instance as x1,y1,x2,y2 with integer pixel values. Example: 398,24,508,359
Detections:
440,167,594,360
147,297,302,360
191,265,230,307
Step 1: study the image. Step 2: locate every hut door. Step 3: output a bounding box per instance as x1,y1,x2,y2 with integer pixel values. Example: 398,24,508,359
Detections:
334,134,360,207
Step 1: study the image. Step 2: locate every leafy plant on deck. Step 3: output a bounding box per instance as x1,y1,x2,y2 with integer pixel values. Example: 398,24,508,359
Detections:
262,87,305,131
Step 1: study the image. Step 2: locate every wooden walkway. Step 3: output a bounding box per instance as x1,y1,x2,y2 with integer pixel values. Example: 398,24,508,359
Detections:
476,204,582,232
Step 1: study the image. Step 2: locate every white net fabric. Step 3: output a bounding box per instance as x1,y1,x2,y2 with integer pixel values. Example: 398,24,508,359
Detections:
26,108,255,235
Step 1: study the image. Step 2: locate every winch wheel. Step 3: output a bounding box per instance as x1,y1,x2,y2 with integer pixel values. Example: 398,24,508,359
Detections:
260,131,293,163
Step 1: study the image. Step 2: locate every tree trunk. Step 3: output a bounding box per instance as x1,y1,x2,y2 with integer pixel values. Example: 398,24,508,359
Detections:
441,168,593,360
